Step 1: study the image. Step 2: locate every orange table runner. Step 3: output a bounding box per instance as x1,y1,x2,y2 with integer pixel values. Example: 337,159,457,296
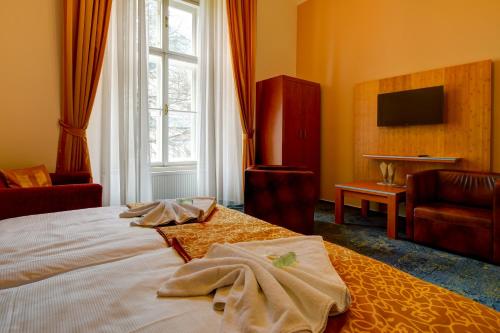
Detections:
157,206,500,333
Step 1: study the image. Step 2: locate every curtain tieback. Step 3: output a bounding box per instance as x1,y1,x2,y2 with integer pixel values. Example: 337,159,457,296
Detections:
246,129,254,139
59,120,86,138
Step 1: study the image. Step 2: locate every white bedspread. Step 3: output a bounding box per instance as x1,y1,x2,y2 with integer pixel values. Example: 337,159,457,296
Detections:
0,248,221,333
0,207,221,333
0,208,347,333
0,207,165,289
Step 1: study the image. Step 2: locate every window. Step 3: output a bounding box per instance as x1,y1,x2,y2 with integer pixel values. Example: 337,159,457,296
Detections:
146,0,199,166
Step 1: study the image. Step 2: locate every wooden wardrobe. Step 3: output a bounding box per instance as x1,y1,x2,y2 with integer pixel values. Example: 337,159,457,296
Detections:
255,75,321,197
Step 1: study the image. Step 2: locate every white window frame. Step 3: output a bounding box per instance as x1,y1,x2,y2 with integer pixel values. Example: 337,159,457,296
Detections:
148,0,199,168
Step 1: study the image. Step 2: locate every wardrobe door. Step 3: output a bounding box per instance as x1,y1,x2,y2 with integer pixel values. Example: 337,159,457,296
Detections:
282,78,307,168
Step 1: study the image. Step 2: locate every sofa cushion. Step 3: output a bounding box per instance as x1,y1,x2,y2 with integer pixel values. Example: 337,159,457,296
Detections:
0,165,52,188
437,171,499,208
414,202,491,229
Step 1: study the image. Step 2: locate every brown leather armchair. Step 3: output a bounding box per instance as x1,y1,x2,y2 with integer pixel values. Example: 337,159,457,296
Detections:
244,165,316,234
406,169,500,264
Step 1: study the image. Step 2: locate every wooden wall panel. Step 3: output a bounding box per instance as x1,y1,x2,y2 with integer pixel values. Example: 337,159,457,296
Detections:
354,60,492,184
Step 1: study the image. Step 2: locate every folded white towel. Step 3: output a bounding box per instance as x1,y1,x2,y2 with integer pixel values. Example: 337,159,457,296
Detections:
158,236,351,333
119,197,216,227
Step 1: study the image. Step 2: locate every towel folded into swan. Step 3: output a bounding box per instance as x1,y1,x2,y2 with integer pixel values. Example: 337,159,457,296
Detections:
119,197,216,227
158,236,351,333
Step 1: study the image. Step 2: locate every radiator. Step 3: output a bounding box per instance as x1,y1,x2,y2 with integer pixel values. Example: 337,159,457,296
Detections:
152,170,197,200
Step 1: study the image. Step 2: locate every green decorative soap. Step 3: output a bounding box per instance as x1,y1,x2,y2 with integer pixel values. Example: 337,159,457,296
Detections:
271,252,297,268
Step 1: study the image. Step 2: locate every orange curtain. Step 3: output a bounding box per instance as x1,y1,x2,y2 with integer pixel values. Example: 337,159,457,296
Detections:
226,0,256,171
56,0,112,174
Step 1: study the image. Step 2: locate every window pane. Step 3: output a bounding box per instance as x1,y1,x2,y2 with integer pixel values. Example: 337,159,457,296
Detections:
149,109,163,163
168,111,196,162
148,54,163,109
146,0,162,48
168,5,194,55
168,59,195,112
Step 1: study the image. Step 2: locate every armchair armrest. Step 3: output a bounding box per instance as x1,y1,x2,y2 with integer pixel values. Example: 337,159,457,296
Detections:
49,172,92,185
493,179,500,264
0,184,102,220
405,169,438,240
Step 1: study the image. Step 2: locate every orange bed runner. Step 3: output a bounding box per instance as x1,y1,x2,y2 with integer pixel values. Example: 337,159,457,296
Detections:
157,206,500,333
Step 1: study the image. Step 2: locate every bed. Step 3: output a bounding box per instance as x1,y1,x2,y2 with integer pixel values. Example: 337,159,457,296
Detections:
0,206,498,332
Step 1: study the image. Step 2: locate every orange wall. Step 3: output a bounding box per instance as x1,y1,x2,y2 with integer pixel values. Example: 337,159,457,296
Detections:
256,0,297,81
0,0,61,171
297,0,500,200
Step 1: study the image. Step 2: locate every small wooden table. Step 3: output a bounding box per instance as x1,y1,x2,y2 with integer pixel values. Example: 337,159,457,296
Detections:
334,181,406,239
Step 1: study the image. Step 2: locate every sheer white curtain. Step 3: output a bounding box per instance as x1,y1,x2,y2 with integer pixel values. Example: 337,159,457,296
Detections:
89,0,152,206
197,0,243,204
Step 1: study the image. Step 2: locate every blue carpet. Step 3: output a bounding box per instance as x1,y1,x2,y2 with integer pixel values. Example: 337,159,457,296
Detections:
227,201,500,310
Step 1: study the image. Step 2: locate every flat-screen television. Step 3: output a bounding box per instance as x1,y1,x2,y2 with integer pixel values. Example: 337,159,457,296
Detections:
377,86,444,126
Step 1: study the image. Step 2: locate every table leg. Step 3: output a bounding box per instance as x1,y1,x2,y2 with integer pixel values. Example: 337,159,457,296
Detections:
361,200,369,218
335,188,344,224
386,198,397,239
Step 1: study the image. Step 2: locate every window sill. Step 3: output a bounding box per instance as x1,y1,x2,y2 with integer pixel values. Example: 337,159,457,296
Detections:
151,164,197,174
